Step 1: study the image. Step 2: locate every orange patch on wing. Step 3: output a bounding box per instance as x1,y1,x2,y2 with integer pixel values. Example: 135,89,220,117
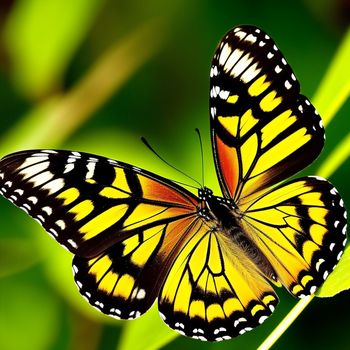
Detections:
216,135,239,197
140,176,197,207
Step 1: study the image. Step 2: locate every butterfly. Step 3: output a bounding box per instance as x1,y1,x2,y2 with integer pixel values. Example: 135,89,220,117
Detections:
0,25,347,342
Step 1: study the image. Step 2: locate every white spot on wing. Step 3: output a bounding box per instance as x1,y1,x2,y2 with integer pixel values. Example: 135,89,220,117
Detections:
28,196,38,204
259,315,268,324
20,162,50,180
14,189,24,196
86,162,96,179
310,285,317,294
275,65,282,73
136,289,146,300
231,53,253,77
241,62,261,83
64,163,75,173
234,317,246,327
42,178,65,194
219,43,232,66
210,107,216,118
219,90,230,100
18,156,48,170
56,220,66,230
224,48,243,72
245,34,257,43
29,171,54,187
285,80,292,89
36,215,45,222
316,258,325,271
49,228,57,237
342,225,347,235
267,52,274,59
67,239,77,249
235,31,246,40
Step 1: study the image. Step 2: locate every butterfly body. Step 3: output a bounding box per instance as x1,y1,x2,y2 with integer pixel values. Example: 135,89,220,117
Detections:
0,25,347,342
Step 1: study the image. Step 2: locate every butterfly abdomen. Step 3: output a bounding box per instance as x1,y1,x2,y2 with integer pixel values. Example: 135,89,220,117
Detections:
199,191,278,282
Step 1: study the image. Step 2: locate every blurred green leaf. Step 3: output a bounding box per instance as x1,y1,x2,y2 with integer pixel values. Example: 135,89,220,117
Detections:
4,0,105,99
0,273,60,350
317,245,350,297
313,26,350,126
34,228,117,324
0,238,42,278
118,306,177,350
317,132,350,178
0,19,166,155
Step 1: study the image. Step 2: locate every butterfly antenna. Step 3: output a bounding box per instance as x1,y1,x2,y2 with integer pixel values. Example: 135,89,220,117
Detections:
195,128,205,188
141,137,201,189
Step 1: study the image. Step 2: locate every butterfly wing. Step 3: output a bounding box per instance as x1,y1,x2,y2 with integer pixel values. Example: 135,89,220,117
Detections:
73,216,202,319
0,149,204,319
0,150,198,258
240,176,347,297
158,220,278,341
210,25,324,203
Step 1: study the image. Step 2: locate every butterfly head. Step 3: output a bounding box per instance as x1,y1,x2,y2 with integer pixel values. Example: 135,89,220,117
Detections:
198,187,239,224
198,187,213,200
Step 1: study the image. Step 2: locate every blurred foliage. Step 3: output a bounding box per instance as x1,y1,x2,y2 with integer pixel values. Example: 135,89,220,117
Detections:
0,1,349,350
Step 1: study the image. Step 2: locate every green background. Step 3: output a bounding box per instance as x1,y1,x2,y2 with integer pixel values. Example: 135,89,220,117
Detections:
0,1,349,349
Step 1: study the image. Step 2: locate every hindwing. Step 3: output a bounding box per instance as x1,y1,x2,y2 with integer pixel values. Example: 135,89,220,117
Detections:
241,177,347,297
158,220,278,341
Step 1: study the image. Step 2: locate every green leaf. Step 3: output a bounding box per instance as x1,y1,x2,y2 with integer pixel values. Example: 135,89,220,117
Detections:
0,19,166,154
4,0,105,98
118,306,177,350
35,229,117,324
317,244,350,297
317,132,350,178
312,26,350,126
0,273,61,350
0,238,43,278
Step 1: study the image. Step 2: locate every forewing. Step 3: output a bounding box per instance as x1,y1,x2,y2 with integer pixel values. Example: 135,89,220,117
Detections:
241,177,347,297
0,150,198,257
158,222,278,341
210,25,324,202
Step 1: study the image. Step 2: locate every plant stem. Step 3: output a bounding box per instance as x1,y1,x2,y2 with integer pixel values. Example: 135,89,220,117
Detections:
317,132,350,178
257,295,314,350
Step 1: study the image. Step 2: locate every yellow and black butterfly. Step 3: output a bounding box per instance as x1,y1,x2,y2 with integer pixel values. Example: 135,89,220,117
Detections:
0,25,347,342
